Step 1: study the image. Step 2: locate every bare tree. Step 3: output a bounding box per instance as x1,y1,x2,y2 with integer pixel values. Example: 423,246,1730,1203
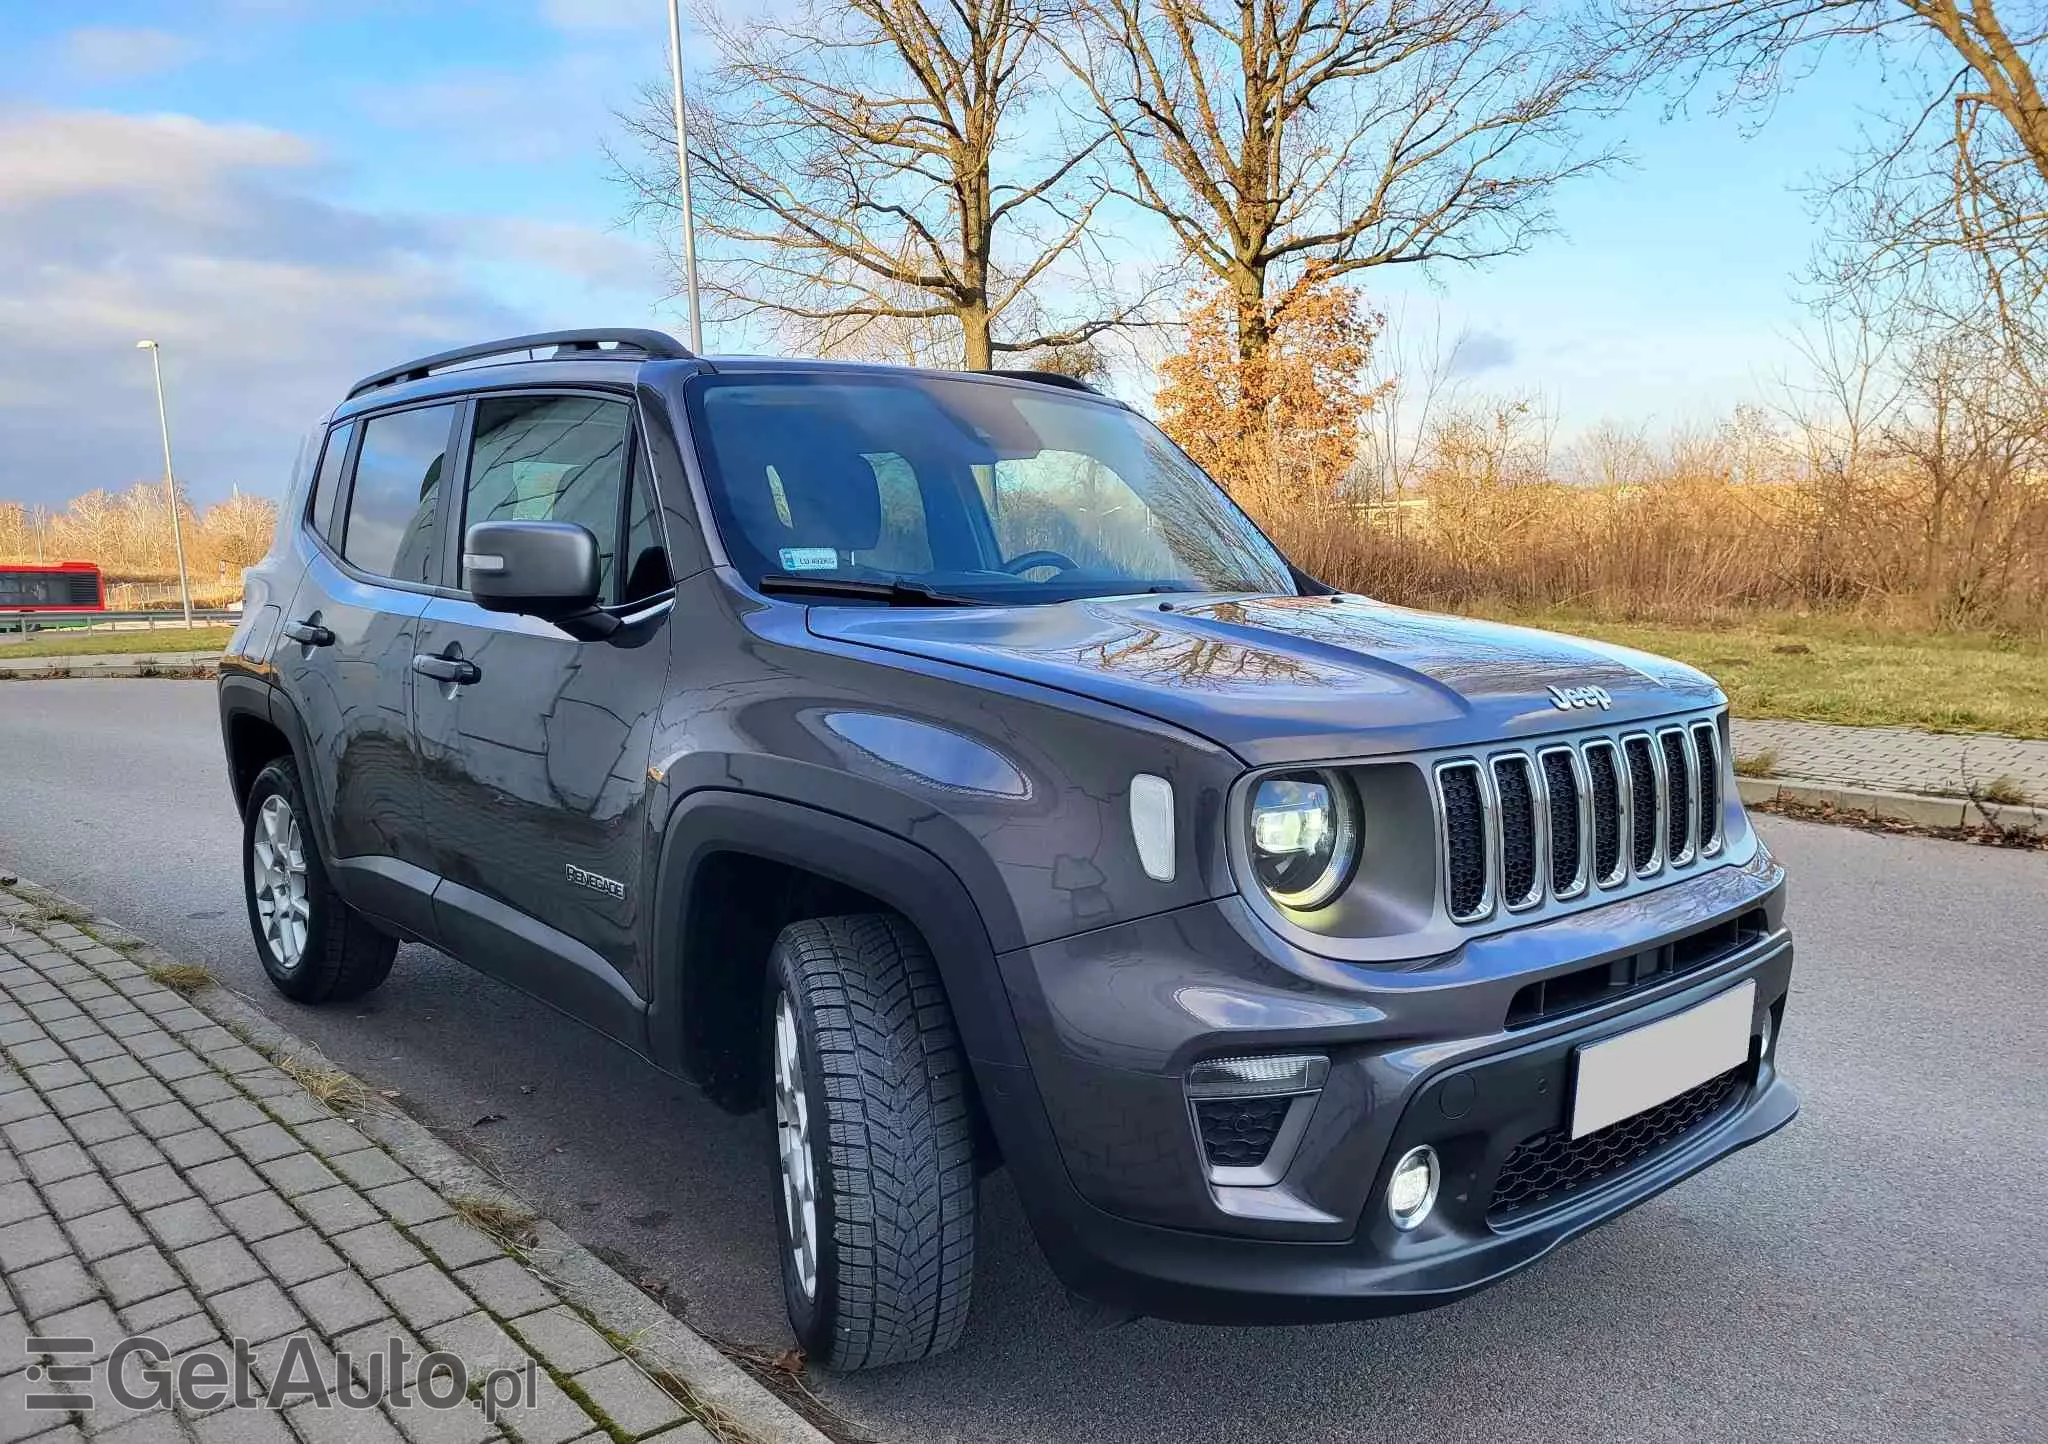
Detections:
1061,0,1623,360
613,0,1148,368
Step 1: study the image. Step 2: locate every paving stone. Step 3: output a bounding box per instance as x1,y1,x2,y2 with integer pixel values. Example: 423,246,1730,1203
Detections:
208,1278,304,1344
186,1157,267,1206
65,1203,150,1262
22,1142,94,1185
4,1038,65,1067
454,1259,553,1321
108,1077,176,1112
214,1191,303,1245
43,1081,115,1118
0,1150,19,1185
252,1228,345,1288
383,1388,500,1444
130,1100,204,1140
142,1198,227,1250
170,1075,243,1109
12,1253,98,1319
196,1098,269,1135
33,1299,120,1358
111,1017,172,1045
64,1033,125,1064
24,999,84,1024
145,1049,211,1084
570,1359,687,1438
0,1374,77,1444
160,1130,234,1170
226,1123,300,1164
0,1022,49,1052
96,1245,184,1308
188,1397,294,1444
0,1088,51,1124
257,1154,340,1200
3,1112,71,1152
259,1092,330,1126
405,1219,499,1273
67,1108,137,1146
374,1263,474,1333
644,1426,714,1444
330,1222,426,1279
292,1270,387,1337
504,1307,615,1376
286,1401,407,1444
328,1147,409,1192
214,1047,271,1077
22,1059,87,1090
422,1311,533,1378
367,1181,451,1228
0,1179,43,1226
112,1164,195,1212
473,1364,592,1444
292,1119,369,1157
121,1281,205,1334
43,1170,117,1221
175,1234,266,1297
82,1054,150,1087
154,1008,213,1035
89,1135,165,1177
93,1411,192,1444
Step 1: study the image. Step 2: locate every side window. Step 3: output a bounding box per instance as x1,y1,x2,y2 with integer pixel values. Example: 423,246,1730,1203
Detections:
463,395,637,602
342,405,457,583
618,452,673,605
307,421,355,542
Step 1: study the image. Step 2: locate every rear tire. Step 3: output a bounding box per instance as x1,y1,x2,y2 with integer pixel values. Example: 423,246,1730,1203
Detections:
241,759,395,1003
766,914,976,1369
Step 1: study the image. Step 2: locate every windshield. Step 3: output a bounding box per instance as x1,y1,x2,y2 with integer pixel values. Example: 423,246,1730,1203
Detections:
683,372,1297,604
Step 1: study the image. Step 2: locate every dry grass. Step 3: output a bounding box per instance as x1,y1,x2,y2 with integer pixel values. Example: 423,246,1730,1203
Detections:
1979,775,2032,805
1734,748,1780,779
143,960,214,994
449,1193,539,1250
273,1054,372,1113
0,625,233,659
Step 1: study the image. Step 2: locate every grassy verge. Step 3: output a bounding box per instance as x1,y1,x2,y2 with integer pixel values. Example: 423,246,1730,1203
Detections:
0,625,233,659
1487,609,2048,739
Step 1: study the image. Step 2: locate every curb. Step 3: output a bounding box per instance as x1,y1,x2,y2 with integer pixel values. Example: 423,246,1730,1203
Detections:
0,651,219,679
3,875,834,1444
1735,775,2046,836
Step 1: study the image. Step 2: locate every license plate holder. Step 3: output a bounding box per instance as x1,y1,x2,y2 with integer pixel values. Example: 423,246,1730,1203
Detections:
1571,980,1755,1139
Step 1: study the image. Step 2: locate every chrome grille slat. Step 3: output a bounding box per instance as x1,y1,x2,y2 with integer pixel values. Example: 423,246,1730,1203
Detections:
1433,714,1727,925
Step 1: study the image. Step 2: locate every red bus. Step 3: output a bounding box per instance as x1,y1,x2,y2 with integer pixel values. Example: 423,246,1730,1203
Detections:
0,561,106,611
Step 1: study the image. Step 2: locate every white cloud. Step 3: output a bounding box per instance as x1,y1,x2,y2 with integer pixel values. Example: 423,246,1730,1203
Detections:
62,26,200,81
0,108,526,506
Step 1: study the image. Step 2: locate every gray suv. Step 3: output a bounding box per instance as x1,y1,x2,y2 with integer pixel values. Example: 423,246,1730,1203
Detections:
218,329,1797,1369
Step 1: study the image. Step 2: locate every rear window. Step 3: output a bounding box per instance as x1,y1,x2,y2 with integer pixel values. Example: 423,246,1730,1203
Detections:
307,421,355,542
341,404,457,583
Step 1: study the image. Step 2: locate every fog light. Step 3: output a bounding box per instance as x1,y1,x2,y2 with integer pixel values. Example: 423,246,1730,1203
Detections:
1186,1053,1329,1099
1386,1145,1440,1230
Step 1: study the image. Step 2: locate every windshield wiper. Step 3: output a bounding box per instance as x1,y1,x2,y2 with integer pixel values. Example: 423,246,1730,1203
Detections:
757,573,989,607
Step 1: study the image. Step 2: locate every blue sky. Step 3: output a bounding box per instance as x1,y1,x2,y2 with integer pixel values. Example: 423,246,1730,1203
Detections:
0,0,1897,507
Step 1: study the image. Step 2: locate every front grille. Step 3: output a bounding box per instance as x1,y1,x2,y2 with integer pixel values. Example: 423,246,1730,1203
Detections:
1488,1063,1749,1222
1493,756,1539,909
1194,1097,1291,1168
1439,762,1489,921
1434,715,1728,924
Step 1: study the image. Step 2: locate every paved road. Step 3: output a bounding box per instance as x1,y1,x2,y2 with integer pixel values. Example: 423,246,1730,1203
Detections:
3,680,2043,1444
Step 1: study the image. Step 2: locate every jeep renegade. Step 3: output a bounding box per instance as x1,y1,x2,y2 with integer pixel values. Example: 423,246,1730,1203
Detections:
218,329,1797,1369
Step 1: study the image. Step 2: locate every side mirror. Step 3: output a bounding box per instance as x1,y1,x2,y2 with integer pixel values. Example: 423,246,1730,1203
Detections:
462,521,618,639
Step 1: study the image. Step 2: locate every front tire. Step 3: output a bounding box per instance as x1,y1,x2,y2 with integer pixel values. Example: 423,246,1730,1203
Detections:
241,759,395,1003
767,914,976,1369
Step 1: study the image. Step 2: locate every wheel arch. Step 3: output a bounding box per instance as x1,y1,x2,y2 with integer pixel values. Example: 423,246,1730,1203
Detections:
648,790,1030,1111
217,676,341,866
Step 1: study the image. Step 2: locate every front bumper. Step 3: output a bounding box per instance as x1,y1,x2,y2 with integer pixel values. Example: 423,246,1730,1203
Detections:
977,849,1798,1322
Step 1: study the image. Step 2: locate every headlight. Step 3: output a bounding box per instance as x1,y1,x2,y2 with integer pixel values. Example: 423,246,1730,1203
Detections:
1248,770,1359,909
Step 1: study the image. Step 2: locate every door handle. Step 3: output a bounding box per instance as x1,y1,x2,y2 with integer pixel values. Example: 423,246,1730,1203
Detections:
282,619,334,647
411,651,480,686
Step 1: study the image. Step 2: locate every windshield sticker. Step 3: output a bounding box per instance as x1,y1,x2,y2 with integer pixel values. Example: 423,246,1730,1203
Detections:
779,547,839,571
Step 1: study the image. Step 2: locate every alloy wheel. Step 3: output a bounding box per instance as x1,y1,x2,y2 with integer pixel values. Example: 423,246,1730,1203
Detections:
773,989,819,1299
251,793,309,969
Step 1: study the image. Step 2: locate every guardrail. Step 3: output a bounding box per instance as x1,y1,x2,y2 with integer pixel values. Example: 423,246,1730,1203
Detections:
0,608,241,635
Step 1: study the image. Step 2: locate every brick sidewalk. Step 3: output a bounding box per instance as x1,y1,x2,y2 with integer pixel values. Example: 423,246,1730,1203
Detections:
1729,719,2048,803
1,891,712,1444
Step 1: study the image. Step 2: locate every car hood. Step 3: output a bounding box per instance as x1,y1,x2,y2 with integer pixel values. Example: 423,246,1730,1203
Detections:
808,593,1723,766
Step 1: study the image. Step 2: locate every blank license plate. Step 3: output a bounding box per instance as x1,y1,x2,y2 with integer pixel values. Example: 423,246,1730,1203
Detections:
1571,980,1754,1139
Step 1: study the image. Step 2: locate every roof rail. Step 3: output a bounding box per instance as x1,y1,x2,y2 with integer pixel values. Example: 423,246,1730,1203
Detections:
346,329,693,400
980,368,1104,396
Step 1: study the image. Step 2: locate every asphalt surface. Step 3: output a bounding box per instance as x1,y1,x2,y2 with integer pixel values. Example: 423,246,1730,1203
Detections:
2,679,2042,1444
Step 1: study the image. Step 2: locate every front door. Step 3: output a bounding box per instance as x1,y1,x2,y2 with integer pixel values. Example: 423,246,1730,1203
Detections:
410,390,674,1042
279,402,460,939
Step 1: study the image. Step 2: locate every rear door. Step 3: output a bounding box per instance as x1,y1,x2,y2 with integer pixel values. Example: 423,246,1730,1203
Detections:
411,389,675,1040
278,401,459,938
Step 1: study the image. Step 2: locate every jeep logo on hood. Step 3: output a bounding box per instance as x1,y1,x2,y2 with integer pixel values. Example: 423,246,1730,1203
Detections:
1548,684,1614,712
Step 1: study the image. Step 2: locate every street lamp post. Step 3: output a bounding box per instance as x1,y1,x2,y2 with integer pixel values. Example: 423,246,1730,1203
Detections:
135,340,195,627
665,0,704,352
